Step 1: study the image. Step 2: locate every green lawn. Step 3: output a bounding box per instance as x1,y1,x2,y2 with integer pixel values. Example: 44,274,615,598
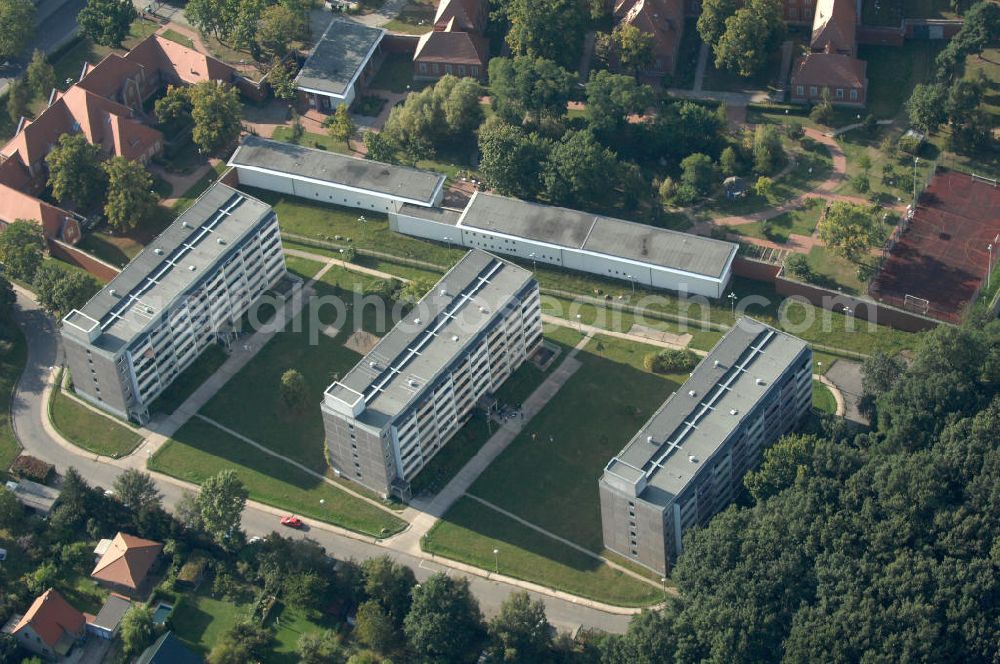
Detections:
467,335,682,553
730,198,824,243
271,126,352,154
75,205,176,267
173,162,229,213
424,497,663,606
149,345,229,416
803,245,869,295
369,52,421,91
0,318,26,475
859,41,943,119
812,380,838,414
382,0,437,36
243,187,467,265
812,352,839,374
150,418,406,537
50,378,144,458
198,266,387,470
160,28,195,49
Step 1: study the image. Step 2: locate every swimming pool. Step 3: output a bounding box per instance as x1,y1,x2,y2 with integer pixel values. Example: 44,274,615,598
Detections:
151,602,173,625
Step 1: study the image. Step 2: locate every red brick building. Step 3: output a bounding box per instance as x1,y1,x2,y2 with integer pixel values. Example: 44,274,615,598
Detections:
413,0,490,81
789,0,868,107
613,0,686,77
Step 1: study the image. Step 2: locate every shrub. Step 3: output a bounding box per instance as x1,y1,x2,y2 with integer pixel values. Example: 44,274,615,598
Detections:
898,134,922,155
786,120,804,141
643,349,700,374
784,253,814,281
10,455,54,483
851,174,870,193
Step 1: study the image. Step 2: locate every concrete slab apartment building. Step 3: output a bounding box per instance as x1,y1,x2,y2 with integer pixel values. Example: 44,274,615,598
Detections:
228,136,446,212
61,183,286,423
599,319,812,575
321,249,542,498
391,191,738,298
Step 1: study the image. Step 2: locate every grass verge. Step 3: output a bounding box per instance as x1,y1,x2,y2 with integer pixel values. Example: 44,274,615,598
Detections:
812,380,838,414
50,373,144,458
149,418,406,538
424,497,662,607
0,318,26,475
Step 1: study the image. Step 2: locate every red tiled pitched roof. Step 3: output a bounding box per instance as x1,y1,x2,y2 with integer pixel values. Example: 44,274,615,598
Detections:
414,30,489,66
129,34,236,85
12,589,86,648
91,533,163,591
810,0,857,54
615,0,684,67
791,52,867,88
0,184,72,238
75,53,145,99
433,0,486,33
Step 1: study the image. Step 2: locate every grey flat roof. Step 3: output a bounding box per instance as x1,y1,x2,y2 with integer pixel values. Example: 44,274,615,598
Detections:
6,480,59,514
62,183,274,354
231,136,445,206
398,203,463,225
294,17,384,97
460,193,737,280
91,594,131,631
325,250,535,428
604,319,809,506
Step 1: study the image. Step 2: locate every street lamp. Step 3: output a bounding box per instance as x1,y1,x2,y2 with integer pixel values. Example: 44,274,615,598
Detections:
727,292,737,316
661,577,667,601
493,548,499,573
576,313,582,332
912,157,920,201
443,235,451,250
358,215,367,224
528,252,536,272
843,306,853,317
989,243,994,287
626,274,635,294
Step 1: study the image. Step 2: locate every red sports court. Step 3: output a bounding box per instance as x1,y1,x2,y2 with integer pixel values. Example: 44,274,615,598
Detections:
870,170,1000,324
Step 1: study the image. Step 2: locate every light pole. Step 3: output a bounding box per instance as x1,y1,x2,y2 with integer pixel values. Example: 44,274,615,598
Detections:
443,235,451,250
843,306,853,317
989,243,994,287
661,577,667,601
912,157,919,202
529,252,536,272
576,313,582,332
358,215,367,224
728,292,737,317
626,274,635,294
493,548,499,573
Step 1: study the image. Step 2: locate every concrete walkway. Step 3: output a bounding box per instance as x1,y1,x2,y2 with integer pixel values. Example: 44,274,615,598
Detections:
816,375,846,417
692,43,709,93
397,333,591,554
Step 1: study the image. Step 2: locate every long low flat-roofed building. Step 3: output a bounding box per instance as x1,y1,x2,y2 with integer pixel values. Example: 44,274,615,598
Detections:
391,191,738,298
600,319,812,575
295,17,385,111
229,136,446,212
322,249,542,498
61,183,286,423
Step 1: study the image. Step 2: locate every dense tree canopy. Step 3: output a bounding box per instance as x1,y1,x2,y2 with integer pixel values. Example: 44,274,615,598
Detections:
710,0,785,76
817,202,882,262
403,573,484,664
542,130,620,208
32,262,101,317
26,49,55,100
381,75,484,162
189,81,243,154
0,0,34,60
488,56,575,125
477,117,551,199
46,133,107,210
603,319,1000,662
197,469,249,548
584,70,654,138
502,0,587,69
103,156,157,232
0,220,44,282
78,0,137,47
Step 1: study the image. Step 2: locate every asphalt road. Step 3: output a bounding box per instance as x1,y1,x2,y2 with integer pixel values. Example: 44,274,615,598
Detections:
9,291,633,634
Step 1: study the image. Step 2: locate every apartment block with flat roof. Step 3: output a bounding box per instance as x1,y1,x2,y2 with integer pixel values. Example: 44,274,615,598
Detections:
321,249,542,498
599,319,812,575
61,183,286,423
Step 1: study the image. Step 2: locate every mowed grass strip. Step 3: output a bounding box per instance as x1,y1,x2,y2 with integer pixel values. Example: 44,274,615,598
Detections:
424,497,662,607
198,266,387,469
0,320,26,474
812,380,838,414
150,418,406,537
468,335,683,553
50,379,144,458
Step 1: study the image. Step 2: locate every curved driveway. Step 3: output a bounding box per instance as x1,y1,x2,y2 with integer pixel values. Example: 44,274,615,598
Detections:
9,290,632,634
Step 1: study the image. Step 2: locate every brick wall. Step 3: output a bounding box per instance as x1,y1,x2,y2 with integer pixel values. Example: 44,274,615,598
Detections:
49,240,121,283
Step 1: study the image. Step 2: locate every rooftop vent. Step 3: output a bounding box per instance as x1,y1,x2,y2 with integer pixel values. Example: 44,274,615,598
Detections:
407,379,419,388
182,221,192,229
688,455,697,463
687,390,697,397
755,378,765,386
369,361,379,369
188,265,196,271
153,248,164,255
145,306,154,314
109,288,117,297
414,317,421,325
479,306,488,314
730,409,738,416
647,435,654,444
451,334,459,342
217,238,226,245
713,360,721,368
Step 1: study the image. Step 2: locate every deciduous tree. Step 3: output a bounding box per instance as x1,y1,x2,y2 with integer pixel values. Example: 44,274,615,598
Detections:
103,156,157,233
120,605,154,655
32,262,100,316
26,49,55,100
817,201,881,262
488,56,575,125
279,369,308,410
0,0,34,60
78,0,137,47
267,59,297,100
0,219,44,282
355,600,397,654
612,23,654,77
487,591,552,662
189,81,242,154
697,0,740,49
542,130,620,207
584,69,654,137
296,630,343,664
477,118,550,198
45,133,107,210
197,469,248,548
680,152,717,195
112,469,161,511
7,79,28,124
906,83,948,132
403,573,485,663
503,0,587,69
325,105,355,143
712,0,786,76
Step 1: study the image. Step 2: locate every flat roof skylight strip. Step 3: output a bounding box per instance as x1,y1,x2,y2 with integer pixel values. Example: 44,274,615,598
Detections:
98,194,246,332
357,258,502,404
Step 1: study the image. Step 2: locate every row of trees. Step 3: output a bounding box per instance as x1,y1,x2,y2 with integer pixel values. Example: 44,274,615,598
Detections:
603,318,1000,662
0,221,101,316
184,0,309,63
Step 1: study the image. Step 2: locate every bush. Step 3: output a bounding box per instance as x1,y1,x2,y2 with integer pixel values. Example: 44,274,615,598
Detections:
809,101,834,125
786,121,804,141
643,349,700,374
784,253,814,282
10,455,54,483
851,174,870,193
898,134,922,155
